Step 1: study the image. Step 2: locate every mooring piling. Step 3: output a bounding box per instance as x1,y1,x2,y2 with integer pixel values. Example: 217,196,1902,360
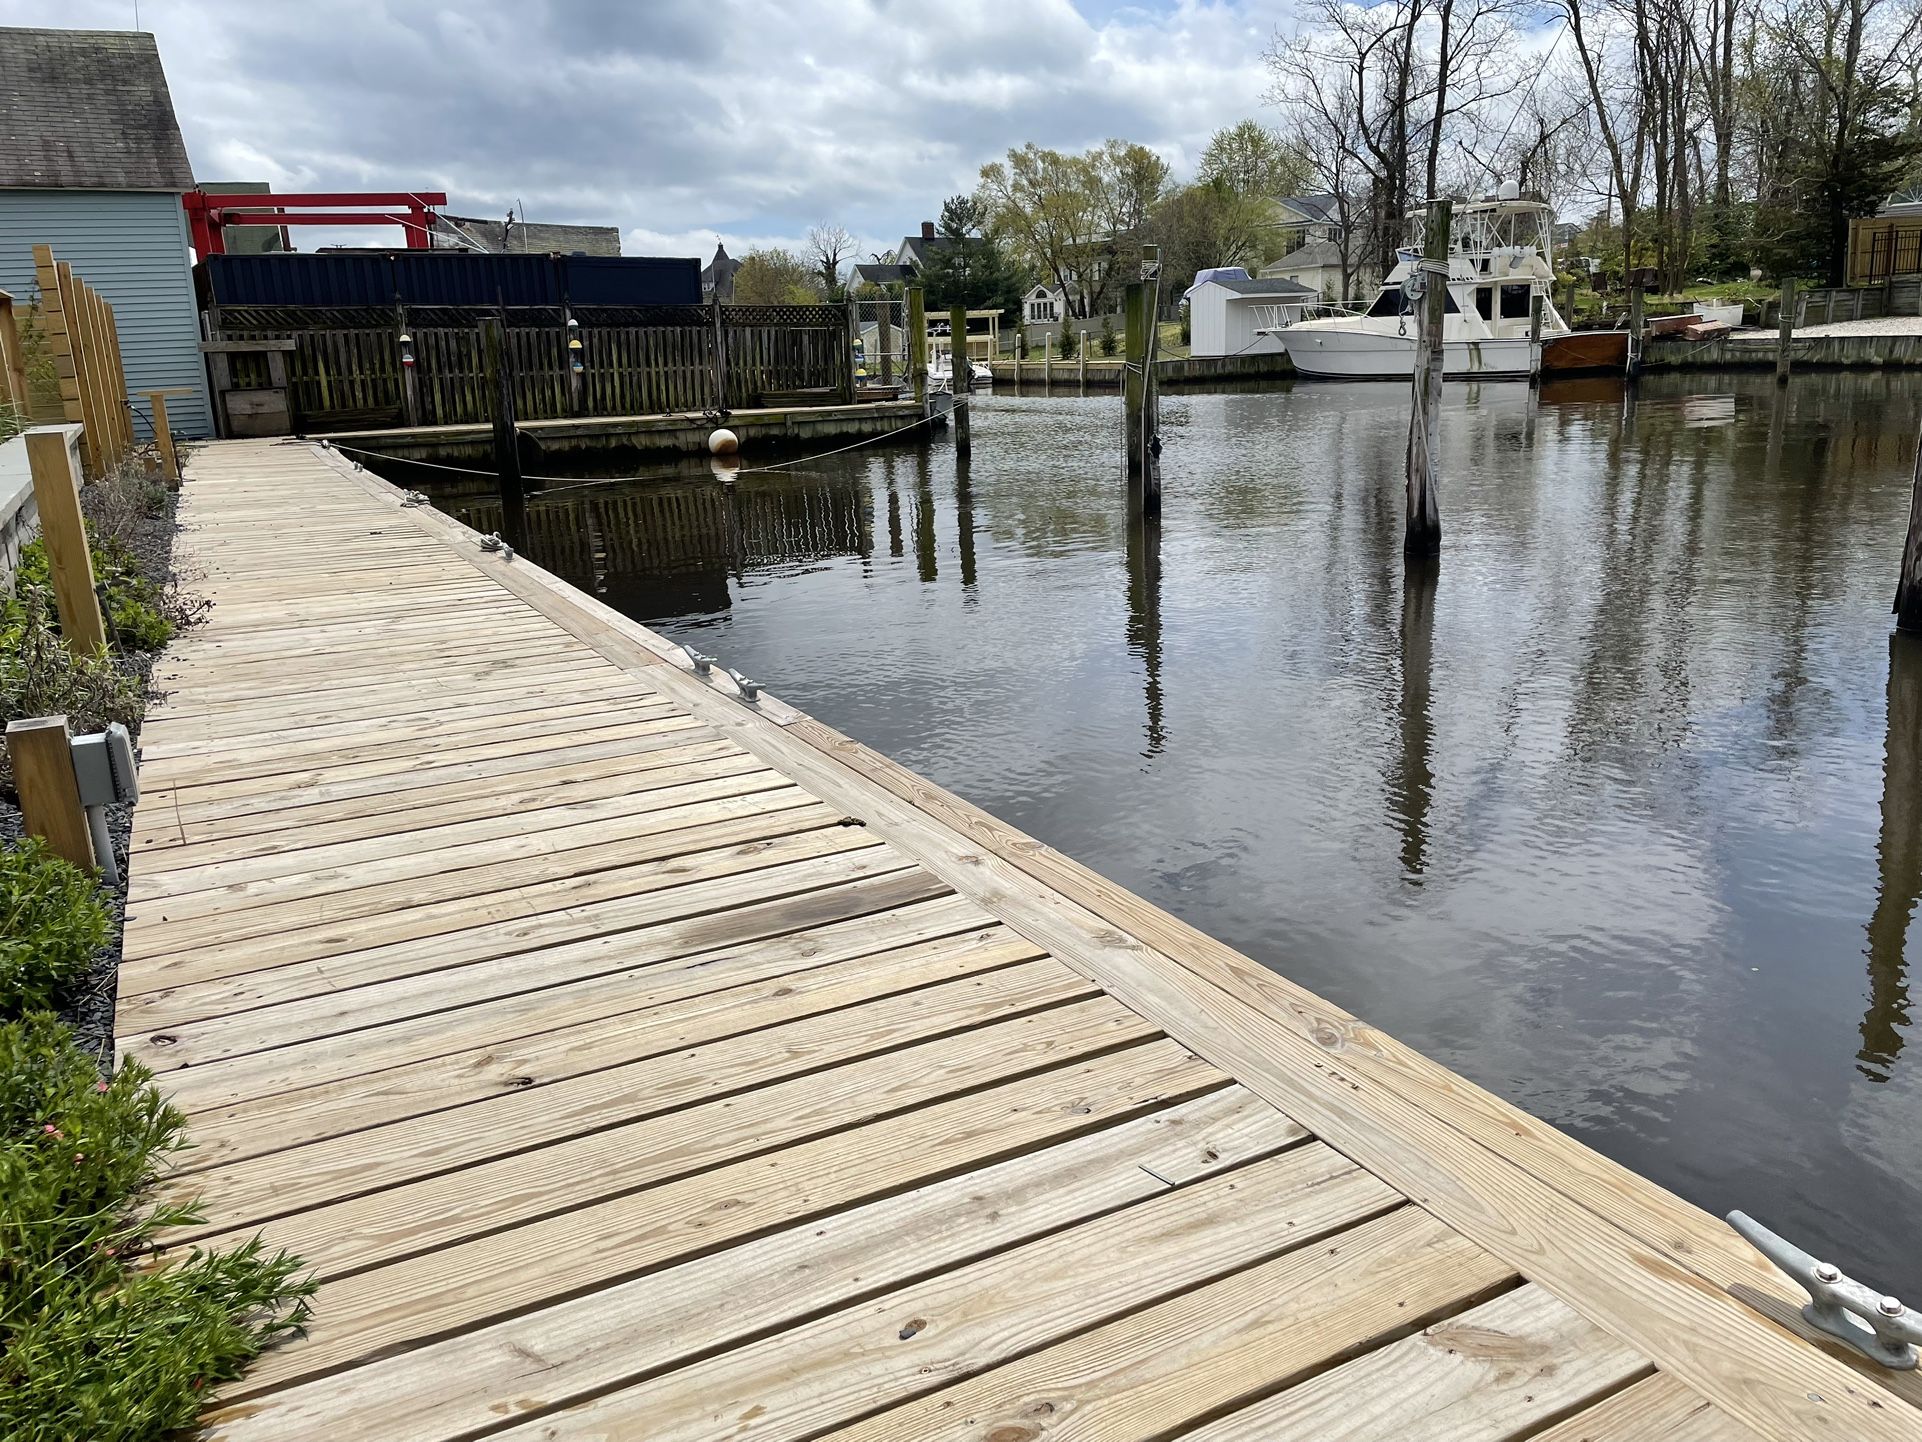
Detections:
1402,198,1449,558
1777,277,1795,386
906,283,928,409
480,315,526,552
1124,246,1162,518
1896,408,1922,633
1528,293,1544,388
877,302,894,388
948,305,972,458
1627,280,1644,379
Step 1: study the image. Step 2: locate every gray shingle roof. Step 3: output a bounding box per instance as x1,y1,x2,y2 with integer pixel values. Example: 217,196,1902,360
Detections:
0,28,194,191
1212,275,1317,297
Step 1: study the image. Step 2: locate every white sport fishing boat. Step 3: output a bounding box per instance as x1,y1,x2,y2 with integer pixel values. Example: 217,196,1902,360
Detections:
1266,181,1572,380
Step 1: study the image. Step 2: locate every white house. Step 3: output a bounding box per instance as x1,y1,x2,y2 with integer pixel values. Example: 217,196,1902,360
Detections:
1260,240,1353,303
1022,283,1064,324
1182,269,1315,358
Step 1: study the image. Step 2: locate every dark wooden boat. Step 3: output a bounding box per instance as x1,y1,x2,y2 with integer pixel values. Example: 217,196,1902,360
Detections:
1542,330,1630,374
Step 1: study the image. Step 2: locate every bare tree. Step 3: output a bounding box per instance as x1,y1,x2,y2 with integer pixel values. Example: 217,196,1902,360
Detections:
804,223,857,298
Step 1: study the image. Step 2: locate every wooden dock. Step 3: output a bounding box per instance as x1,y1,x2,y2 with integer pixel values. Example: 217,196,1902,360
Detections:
119,438,1922,1441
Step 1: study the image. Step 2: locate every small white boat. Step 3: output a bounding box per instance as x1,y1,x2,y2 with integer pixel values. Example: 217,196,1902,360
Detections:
1264,182,1571,381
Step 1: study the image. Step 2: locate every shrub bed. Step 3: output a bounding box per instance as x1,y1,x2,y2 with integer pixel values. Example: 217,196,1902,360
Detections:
0,1011,313,1441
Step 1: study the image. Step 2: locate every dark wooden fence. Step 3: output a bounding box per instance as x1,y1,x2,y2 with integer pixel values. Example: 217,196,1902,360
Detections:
209,303,854,432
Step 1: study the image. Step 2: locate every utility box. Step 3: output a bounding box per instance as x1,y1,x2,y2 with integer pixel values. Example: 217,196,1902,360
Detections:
70,722,139,806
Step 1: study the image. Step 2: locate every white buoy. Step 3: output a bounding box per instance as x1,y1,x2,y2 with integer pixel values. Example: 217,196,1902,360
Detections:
708,427,739,456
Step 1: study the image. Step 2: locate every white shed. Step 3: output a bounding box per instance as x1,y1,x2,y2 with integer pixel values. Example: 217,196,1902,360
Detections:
1182,269,1315,359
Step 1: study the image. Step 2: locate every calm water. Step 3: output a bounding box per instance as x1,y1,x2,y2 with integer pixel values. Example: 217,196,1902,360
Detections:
425,371,1922,1294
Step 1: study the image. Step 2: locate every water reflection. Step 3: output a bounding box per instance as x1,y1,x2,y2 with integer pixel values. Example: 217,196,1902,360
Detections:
1865,632,1922,1079
1392,558,1437,879
1124,515,1165,757
398,370,1922,1296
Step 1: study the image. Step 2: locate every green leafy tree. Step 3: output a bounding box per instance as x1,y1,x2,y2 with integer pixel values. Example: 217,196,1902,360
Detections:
1099,315,1119,356
1056,325,1079,359
731,248,825,305
1149,177,1272,293
978,140,1170,318
1198,120,1313,199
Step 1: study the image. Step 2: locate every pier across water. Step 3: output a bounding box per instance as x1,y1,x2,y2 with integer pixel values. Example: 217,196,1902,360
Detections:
121,438,1922,1440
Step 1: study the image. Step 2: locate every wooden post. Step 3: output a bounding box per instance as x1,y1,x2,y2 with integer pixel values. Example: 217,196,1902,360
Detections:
905,284,927,409
562,308,585,418
5,716,94,871
146,390,180,488
877,302,894,388
24,428,106,653
843,296,861,402
1896,410,1922,633
1776,277,1795,386
1078,346,1086,394
1626,280,1644,379
1141,244,1163,516
0,290,27,413
1124,280,1149,511
397,307,421,426
99,297,131,461
1403,197,1450,559
480,317,527,552
709,296,729,412
947,305,971,457
34,250,98,474
1528,293,1544,387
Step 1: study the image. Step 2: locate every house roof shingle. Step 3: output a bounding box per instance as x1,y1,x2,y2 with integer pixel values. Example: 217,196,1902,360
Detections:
0,28,194,191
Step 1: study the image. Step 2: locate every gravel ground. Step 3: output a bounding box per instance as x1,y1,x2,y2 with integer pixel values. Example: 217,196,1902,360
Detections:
3,465,188,1066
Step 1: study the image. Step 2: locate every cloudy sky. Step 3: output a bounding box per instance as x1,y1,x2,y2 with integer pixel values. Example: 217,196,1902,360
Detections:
9,0,1298,260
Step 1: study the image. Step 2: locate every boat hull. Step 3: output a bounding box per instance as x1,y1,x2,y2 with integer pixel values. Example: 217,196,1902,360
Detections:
1276,329,1534,380
1540,330,1629,375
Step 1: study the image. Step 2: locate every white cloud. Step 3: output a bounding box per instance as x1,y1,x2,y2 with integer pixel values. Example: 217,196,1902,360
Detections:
2,0,1299,256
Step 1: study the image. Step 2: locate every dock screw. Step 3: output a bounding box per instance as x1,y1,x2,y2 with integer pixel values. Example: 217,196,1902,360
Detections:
1882,1296,1907,1318
1816,1262,1841,1282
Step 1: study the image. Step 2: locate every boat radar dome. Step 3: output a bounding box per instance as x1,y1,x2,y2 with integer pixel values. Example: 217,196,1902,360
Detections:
708,428,739,456
1498,179,1522,201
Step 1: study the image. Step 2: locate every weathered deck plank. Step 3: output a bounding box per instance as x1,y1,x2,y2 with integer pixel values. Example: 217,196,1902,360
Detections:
114,439,1922,1441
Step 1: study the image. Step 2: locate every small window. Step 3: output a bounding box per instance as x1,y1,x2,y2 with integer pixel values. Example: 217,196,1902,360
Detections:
1499,284,1533,319
1475,287,1494,320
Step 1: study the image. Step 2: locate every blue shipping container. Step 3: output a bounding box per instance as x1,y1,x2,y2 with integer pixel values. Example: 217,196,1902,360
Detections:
198,251,700,308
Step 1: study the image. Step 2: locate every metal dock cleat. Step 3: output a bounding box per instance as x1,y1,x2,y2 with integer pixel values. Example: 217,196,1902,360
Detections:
683,646,713,675
1727,1210,1921,1368
724,667,761,701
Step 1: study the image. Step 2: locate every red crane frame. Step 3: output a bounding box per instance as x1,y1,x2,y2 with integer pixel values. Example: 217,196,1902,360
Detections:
183,190,449,257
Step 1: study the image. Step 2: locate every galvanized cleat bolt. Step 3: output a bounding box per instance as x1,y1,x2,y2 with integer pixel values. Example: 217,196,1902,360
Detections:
1815,1262,1841,1283
1879,1295,1906,1318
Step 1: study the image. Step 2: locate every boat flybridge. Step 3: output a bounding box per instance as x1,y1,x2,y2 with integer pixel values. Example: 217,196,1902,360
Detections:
1264,181,1571,380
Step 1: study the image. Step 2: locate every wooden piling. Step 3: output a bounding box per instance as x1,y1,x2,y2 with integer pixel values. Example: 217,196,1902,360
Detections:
480,317,527,551
1139,247,1164,516
877,303,893,388
948,306,971,458
1528,294,1544,388
1402,197,1449,558
1123,285,1145,489
1626,282,1644,379
905,284,927,408
5,716,93,871
1777,277,1795,386
709,297,729,413
24,428,106,653
1895,407,1922,633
